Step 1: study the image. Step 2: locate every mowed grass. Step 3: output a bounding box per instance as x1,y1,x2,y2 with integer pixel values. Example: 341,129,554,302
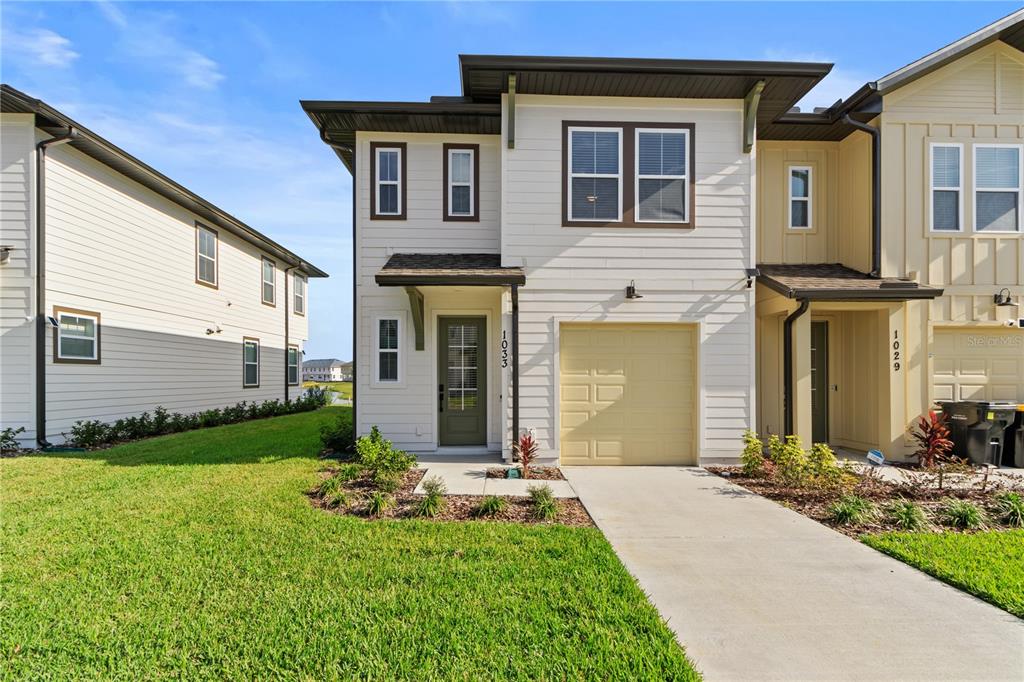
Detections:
1,408,698,680
304,381,352,399
863,530,1024,618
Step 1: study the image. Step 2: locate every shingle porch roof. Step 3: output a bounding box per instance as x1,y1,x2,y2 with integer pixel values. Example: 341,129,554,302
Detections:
757,263,944,301
375,253,525,287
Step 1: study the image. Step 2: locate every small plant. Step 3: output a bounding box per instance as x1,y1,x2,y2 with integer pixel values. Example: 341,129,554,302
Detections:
939,499,986,530
528,484,558,521
318,474,345,498
827,495,875,526
414,490,445,518
474,495,506,518
773,435,809,487
993,492,1024,528
885,500,928,531
320,414,355,457
807,442,850,489
326,490,352,509
366,491,393,517
740,430,765,476
421,476,447,497
1,427,26,454
356,426,416,480
513,431,539,479
909,410,954,468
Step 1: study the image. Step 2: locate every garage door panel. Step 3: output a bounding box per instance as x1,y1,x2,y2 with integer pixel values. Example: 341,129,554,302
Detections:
560,323,697,466
932,329,1024,404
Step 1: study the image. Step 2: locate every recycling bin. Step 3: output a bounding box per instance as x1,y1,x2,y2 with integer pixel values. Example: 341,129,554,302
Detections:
1001,407,1024,468
938,401,1019,466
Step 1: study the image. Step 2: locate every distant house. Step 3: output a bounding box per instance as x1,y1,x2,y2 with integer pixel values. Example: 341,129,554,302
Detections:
0,85,328,447
302,359,352,383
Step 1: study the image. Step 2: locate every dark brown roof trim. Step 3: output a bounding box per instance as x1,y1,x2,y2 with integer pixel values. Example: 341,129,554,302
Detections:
376,272,526,287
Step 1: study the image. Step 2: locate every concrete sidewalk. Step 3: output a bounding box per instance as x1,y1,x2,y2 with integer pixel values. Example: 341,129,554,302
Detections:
564,466,1024,681
414,463,577,498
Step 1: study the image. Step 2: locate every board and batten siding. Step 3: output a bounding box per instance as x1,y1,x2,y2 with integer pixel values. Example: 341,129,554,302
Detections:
1,126,308,444
501,95,755,462
353,132,503,450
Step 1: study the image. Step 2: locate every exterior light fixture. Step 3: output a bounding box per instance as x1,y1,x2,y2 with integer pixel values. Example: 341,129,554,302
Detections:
744,267,761,289
994,288,1017,307
625,280,643,299
0,245,13,265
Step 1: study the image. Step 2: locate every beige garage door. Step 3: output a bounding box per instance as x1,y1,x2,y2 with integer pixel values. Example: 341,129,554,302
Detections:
559,323,697,465
932,328,1024,402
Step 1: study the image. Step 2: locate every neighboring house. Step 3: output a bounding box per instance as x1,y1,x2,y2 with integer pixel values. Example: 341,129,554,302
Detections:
304,11,1022,464
302,358,352,382
0,85,327,447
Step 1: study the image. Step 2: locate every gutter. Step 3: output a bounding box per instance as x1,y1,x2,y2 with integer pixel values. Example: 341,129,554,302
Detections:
34,127,77,448
783,298,810,437
842,115,881,278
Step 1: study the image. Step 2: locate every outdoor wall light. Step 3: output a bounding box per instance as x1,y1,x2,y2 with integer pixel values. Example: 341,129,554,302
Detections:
0,245,13,265
994,288,1018,307
745,267,761,289
625,280,643,299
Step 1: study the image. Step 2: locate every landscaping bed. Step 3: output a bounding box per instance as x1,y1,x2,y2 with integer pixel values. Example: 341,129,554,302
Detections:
486,466,565,480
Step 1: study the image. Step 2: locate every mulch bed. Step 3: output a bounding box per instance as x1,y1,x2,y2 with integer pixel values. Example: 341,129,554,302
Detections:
485,466,565,481
310,467,593,527
707,465,1021,538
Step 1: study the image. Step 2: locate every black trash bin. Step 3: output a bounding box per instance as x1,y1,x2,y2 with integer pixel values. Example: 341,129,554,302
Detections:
1001,406,1024,467
938,401,987,464
982,403,1020,467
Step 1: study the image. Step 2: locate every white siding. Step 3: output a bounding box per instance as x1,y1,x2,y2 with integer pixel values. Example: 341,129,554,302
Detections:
502,96,754,461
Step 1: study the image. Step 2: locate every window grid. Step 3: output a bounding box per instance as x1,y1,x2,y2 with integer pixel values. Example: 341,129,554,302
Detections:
243,339,260,388
293,274,306,315
567,126,623,222
788,165,812,230
57,312,98,361
973,144,1022,233
376,148,401,216
377,318,399,383
635,128,689,224
448,148,474,217
196,225,218,286
446,324,478,412
262,257,276,306
930,143,963,232
287,346,300,386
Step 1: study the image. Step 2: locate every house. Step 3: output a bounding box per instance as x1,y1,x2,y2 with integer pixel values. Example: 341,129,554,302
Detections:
302,358,352,383
304,11,1022,464
0,85,327,448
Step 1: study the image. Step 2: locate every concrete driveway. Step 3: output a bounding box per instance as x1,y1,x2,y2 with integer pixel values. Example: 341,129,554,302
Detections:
564,466,1024,681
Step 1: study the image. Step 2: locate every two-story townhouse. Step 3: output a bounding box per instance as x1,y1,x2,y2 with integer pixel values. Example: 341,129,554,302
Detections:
305,56,841,464
302,358,352,383
1,85,327,447
755,10,1023,461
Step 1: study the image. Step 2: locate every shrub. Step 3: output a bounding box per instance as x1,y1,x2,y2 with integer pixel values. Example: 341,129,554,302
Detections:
827,495,875,526
373,471,403,493
773,435,809,487
993,492,1024,528
1,427,26,454
356,426,415,479
366,491,393,517
528,484,558,521
885,500,928,531
910,410,954,468
807,442,850,490
320,414,355,457
939,499,986,530
421,476,447,497
68,420,111,448
740,430,765,476
414,491,445,518
513,432,539,479
474,496,506,517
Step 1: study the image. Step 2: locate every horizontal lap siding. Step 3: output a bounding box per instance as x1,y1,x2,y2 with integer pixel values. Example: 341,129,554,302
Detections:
503,96,754,461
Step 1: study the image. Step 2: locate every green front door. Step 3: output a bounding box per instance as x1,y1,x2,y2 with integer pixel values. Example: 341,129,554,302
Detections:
438,317,487,446
810,320,829,445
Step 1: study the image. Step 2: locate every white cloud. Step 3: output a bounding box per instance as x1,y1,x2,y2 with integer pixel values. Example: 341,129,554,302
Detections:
95,0,128,29
3,27,79,67
178,51,225,90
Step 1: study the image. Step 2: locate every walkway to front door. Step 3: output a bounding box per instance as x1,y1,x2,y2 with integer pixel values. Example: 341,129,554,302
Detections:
564,466,1023,681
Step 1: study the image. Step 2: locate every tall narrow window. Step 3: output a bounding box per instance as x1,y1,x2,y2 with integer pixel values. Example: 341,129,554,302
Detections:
293,273,306,315
636,129,690,223
444,144,479,220
377,318,399,383
54,307,100,363
195,224,218,287
287,346,300,386
567,127,622,222
788,166,812,229
243,338,260,387
371,142,406,219
930,144,962,232
261,257,276,306
974,144,1022,233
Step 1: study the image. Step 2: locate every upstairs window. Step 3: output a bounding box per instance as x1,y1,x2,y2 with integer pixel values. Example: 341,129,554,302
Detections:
788,166,812,229
262,257,276,306
930,144,962,232
243,338,260,387
195,224,218,287
371,142,406,219
54,307,100,363
636,129,689,223
444,144,478,220
293,273,306,315
974,145,1022,232
287,346,300,386
567,127,622,222
377,318,400,383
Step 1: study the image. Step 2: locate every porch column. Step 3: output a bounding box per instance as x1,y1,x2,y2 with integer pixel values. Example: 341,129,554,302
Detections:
791,307,813,445
877,304,907,458
511,284,519,443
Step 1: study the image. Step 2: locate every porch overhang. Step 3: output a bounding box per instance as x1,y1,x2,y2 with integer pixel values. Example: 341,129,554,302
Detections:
757,263,944,301
374,253,526,287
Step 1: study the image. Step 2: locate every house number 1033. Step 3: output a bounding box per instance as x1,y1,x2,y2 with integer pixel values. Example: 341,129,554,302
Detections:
892,330,901,372
501,331,509,368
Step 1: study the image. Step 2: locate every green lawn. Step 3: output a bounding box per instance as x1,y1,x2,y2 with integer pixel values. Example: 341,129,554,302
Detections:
1,407,697,679
863,530,1024,618
305,380,352,399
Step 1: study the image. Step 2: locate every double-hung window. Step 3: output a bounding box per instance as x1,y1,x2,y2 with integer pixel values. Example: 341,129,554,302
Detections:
243,338,260,387
287,346,300,386
788,166,812,229
293,273,306,315
377,318,400,383
567,126,622,222
974,144,1022,233
930,144,962,232
54,307,100,363
636,128,689,223
444,144,478,220
261,257,276,306
372,142,406,218
196,224,218,287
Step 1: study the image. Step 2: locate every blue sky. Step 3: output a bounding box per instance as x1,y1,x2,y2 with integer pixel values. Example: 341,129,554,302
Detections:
2,1,1018,359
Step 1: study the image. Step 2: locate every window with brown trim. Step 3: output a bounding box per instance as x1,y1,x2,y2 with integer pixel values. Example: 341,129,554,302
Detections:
195,223,218,288
243,337,260,387
53,306,101,364
287,345,300,386
261,257,276,306
370,142,407,220
562,121,695,229
443,143,479,221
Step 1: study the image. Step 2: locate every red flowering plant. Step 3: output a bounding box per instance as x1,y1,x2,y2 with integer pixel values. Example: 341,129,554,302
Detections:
909,410,954,468
513,432,539,479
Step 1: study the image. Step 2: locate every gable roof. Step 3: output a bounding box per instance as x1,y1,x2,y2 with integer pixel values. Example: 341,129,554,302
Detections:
2,84,328,278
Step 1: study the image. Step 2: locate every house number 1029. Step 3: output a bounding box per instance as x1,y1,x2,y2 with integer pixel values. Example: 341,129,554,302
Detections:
892,330,901,372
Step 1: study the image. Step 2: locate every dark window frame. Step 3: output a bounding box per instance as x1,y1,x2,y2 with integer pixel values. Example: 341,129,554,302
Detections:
242,336,260,388
561,120,696,229
195,222,219,289
370,141,407,220
53,305,101,365
442,143,480,222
